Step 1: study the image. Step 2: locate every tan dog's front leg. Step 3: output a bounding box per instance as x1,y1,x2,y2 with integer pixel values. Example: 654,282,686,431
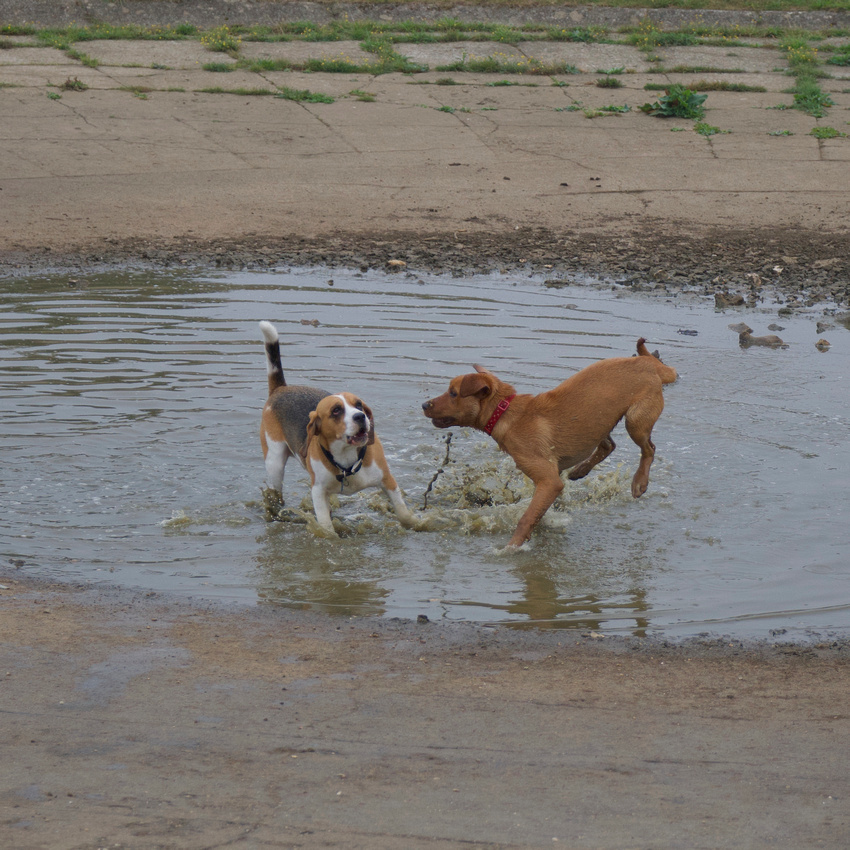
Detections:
507,465,564,548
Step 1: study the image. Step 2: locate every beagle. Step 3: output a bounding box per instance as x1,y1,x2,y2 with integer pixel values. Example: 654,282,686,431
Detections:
259,321,415,536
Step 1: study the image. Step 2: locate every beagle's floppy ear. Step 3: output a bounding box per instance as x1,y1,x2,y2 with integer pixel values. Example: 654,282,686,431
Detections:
458,372,492,399
361,401,376,445
300,410,321,460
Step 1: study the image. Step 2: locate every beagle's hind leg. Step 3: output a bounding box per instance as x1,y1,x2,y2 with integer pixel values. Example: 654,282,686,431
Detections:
264,438,292,495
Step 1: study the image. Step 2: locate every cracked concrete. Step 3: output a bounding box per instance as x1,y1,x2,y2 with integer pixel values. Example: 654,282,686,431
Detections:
2,33,849,271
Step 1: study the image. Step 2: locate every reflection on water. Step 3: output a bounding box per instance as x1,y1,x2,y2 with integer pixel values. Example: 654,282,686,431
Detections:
1,267,849,639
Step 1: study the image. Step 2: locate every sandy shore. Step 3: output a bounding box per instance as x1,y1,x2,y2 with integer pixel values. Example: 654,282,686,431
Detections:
2,7,850,847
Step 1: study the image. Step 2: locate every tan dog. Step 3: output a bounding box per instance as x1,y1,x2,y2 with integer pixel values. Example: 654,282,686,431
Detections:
422,338,677,548
259,321,414,536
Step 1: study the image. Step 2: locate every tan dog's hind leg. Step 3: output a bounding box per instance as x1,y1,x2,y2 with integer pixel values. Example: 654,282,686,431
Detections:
567,435,616,481
624,394,664,498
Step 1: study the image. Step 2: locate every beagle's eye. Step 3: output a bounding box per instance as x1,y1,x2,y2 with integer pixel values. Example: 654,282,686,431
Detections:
354,400,364,410
331,405,343,417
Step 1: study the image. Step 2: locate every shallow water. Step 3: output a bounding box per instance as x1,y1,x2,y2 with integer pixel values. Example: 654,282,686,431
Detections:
2,267,848,640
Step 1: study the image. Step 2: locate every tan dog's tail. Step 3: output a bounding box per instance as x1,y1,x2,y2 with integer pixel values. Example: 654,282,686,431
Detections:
259,321,286,393
636,337,677,384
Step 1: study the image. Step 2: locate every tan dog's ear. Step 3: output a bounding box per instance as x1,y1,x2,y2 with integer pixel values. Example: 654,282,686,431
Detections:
300,410,320,460
361,401,376,445
473,364,492,374
459,372,492,399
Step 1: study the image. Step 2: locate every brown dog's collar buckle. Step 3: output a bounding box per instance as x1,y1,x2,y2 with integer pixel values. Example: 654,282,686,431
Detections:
484,394,516,436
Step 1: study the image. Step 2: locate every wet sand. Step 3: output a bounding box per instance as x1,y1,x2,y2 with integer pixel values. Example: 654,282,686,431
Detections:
2,5,850,847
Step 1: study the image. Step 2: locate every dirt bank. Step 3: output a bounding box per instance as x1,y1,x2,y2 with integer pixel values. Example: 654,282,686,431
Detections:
2,573,848,849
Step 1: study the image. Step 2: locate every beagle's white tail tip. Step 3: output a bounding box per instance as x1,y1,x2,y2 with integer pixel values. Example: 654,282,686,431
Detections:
259,321,278,343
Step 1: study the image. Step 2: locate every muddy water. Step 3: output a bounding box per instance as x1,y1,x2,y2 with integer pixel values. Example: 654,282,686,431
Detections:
2,268,848,640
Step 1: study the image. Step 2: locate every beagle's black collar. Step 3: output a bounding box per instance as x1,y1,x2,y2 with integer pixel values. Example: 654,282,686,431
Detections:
322,444,367,490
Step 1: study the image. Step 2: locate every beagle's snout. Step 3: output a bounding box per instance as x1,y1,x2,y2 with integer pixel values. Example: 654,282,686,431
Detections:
353,411,367,425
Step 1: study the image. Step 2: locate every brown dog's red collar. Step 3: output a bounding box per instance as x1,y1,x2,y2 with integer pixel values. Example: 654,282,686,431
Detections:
483,394,516,436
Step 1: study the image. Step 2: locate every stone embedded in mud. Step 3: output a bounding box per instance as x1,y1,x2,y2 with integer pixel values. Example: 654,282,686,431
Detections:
715,292,745,308
739,331,786,349
815,338,831,351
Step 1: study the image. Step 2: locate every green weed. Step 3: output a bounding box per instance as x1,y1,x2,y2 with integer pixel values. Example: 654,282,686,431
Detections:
276,87,334,103
59,76,88,91
694,122,729,136
810,126,846,139
826,46,850,66
303,57,365,73
793,76,834,117
202,62,234,72
201,25,241,53
640,85,707,119
120,85,152,99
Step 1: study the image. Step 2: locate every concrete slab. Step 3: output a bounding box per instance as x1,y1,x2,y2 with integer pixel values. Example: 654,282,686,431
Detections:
80,38,234,69
240,39,372,66
0,65,101,88
0,45,71,65
1,29,848,263
516,40,653,73
103,66,275,93
261,69,385,99
397,40,524,69
659,44,787,73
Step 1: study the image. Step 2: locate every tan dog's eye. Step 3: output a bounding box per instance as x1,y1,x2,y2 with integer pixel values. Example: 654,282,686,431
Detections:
449,389,457,398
